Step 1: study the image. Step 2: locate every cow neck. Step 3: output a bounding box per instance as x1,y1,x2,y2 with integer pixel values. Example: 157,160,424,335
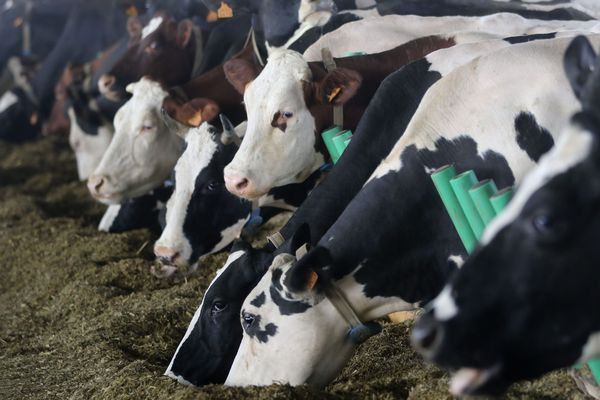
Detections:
295,244,382,345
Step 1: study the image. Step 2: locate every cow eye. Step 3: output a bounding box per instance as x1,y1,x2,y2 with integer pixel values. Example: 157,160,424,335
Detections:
242,312,255,328
141,124,154,132
282,111,293,119
211,301,227,314
203,180,221,193
531,212,568,243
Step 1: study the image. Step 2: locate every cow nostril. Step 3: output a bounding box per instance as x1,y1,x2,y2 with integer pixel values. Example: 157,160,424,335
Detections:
87,175,105,194
235,178,248,191
155,246,180,265
411,313,443,355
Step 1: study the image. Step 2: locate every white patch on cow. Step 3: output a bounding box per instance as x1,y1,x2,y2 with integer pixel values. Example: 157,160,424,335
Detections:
155,123,219,266
142,16,163,39
366,37,600,187
207,217,248,255
225,49,325,198
448,254,464,269
68,108,114,180
226,255,417,387
0,91,18,113
98,204,121,232
90,77,184,204
165,250,245,384
482,124,594,244
433,286,458,321
578,331,600,364
303,13,600,61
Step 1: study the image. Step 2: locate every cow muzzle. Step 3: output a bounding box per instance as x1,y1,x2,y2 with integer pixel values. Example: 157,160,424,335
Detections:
87,174,121,204
98,74,122,101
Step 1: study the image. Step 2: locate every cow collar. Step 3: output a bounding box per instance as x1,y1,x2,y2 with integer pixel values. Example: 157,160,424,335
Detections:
294,245,382,345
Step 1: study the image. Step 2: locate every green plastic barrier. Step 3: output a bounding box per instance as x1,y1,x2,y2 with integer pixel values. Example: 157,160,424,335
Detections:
431,165,477,254
589,359,600,384
469,179,498,226
450,170,485,241
321,126,343,162
332,130,352,163
490,187,513,214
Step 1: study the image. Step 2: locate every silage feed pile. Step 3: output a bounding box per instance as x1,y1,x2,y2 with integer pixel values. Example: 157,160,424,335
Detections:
0,136,588,399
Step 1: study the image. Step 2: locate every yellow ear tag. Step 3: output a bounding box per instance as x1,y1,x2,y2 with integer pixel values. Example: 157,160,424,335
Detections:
126,5,138,17
217,2,233,18
30,112,38,126
328,86,342,103
306,270,318,291
13,16,23,28
206,10,219,22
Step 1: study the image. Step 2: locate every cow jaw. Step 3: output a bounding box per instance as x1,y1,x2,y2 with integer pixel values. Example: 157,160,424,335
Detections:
224,50,323,200
89,78,183,204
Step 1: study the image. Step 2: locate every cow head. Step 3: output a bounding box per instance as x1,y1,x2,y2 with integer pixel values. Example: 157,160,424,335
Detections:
226,225,372,387
153,121,251,274
411,36,600,396
88,78,206,204
223,49,361,199
99,15,195,101
165,239,276,385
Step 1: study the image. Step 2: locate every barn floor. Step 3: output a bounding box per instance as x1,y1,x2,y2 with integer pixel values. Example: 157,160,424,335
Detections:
0,136,590,400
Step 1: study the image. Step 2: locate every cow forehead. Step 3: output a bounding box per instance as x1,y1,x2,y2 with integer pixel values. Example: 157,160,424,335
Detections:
117,79,168,126
482,124,594,244
246,50,311,108
175,124,219,186
142,16,164,39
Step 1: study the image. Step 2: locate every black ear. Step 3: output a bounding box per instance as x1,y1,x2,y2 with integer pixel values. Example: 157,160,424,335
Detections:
231,238,252,253
564,35,597,101
290,223,311,253
285,246,332,293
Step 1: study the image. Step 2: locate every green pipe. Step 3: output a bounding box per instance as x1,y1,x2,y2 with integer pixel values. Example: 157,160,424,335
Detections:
490,187,514,214
589,358,600,385
469,179,498,226
450,170,485,243
431,165,478,254
332,130,353,163
321,125,343,162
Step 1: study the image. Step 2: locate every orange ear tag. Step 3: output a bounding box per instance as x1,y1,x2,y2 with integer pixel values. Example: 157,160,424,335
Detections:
306,270,318,291
328,86,342,103
217,2,233,18
206,10,219,22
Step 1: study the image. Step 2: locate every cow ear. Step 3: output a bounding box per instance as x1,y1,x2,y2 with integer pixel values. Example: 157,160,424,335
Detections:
564,35,597,101
180,98,220,126
290,223,311,254
127,16,142,40
316,68,362,105
176,19,194,48
224,58,260,94
285,246,331,293
125,82,137,94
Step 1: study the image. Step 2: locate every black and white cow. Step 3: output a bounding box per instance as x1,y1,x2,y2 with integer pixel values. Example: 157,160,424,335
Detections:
411,35,600,397
153,118,322,277
224,35,600,387
163,34,552,387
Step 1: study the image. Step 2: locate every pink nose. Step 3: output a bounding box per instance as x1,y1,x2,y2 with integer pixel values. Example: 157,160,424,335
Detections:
87,175,105,196
98,74,115,94
224,175,249,196
154,245,181,265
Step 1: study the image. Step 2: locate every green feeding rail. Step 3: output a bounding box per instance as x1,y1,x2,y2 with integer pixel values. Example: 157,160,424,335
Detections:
322,126,353,164
431,164,600,384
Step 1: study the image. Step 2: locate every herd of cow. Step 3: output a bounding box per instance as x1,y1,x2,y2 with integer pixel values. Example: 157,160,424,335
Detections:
3,0,600,397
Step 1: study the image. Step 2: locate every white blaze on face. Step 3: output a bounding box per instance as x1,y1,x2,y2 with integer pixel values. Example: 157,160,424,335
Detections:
68,108,114,180
432,286,458,321
91,77,184,204
224,50,324,199
482,124,594,244
225,254,355,387
142,16,163,39
155,123,219,266
0,91,18,113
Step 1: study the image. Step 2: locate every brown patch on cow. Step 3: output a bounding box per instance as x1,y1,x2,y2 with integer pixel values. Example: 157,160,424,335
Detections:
271,111,287,132
223,57,260,95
